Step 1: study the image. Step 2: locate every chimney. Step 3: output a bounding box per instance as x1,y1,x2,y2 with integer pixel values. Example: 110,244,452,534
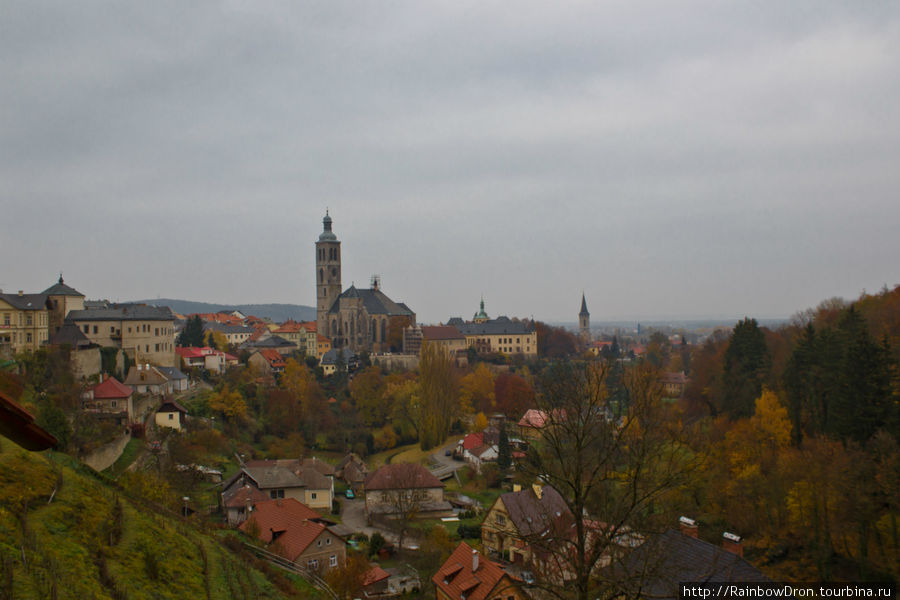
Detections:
679,516,698,538
532,483,543,500
722,532,743,557
472,549,479,572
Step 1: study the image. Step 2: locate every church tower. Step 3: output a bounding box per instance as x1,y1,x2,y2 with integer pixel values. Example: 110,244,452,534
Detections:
579,293,590,342
316,210,342,339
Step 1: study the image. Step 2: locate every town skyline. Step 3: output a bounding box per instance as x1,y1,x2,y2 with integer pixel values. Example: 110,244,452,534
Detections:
3,2,899,324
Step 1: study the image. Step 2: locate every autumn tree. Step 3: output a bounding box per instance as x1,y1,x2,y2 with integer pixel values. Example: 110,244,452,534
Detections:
323,551,371,600
418,342,457,450
494,372,535,418
208,384,248,428
517,360,698,600
535,321,579,357
459,362,495,416
350,366,387,426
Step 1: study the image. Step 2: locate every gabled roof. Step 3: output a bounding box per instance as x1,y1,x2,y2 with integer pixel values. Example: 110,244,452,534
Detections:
90,377,133,399
362,565,391,587
222,483,270,509
158,399,188,414
365,462,443,491
320,347,357,366
123,365,168,386
239,499,332,561
329,285,414,317
302,457,335,477
157,366,188,380
496,485,570,537
0,293,48,311
242,459,332,491
176,346,222,359
244,335,295,349
618,529,770,599
254,349,286,369
517,409,549,429
204,322,255,335
42,276,84,297
432,542,517,600
462,432,484,451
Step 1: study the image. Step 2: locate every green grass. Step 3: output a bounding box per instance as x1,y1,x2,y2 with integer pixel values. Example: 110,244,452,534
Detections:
103,436,144,478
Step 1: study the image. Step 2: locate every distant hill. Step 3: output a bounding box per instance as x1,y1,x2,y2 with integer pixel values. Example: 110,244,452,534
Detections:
131,299,316,322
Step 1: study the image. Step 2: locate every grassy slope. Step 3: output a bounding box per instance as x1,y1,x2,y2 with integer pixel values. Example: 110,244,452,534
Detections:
0,444,314,600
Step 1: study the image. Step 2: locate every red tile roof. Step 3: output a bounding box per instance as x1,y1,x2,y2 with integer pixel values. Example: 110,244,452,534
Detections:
176,346,220,359
364,462,443,491
362,565,391,587
462,432,484,450
517,408,548,429
432,542,517,600
258,348,286,368
238,499,329,561
91,376,133,399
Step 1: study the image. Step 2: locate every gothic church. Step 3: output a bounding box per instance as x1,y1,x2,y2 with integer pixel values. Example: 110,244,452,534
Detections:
315,211,415,353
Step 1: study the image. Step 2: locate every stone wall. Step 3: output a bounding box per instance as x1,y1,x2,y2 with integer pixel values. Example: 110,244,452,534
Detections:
82,430,131,472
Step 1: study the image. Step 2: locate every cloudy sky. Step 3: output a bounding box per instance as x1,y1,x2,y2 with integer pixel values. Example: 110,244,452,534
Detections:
3,1,899,323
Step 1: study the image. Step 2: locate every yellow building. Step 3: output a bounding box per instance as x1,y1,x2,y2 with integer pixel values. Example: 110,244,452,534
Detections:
66,303,177,367
0,291,50,352
446,300,538,357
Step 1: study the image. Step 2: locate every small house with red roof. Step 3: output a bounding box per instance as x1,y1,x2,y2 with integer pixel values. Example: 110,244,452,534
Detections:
361,565,391,596
176,346,229,374
248,348,286,374
517,409,549,441
239,498,346,573
433,542,526,600
82,375,134,425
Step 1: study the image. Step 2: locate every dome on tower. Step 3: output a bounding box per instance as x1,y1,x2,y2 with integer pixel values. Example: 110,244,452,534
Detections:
319,210,337,241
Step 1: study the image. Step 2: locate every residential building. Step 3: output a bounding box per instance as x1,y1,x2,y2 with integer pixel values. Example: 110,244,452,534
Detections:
335,452,369,493
241,334,297,356
516,409,549,442
617,520,770,599
156,399,188,430
273,320,320,357
82,376,134,425
248,348,286,374
66,303,177,367
661,371,689,398
124,363,170,395
314,211,416,353
364,462,451,517
447,300,537,357
421,325,468,356
176,346,231,373
433,542,527,600
222,458,334,510
481,483,570,565
0,291,50,352
238,499,346,573
157,366,189,392
204,321,255,346
319,347,358,376
47,323,102,380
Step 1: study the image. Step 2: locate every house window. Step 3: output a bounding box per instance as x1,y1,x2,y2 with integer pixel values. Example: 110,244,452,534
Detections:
270,489,285,499
326,537,331,545
26,333,32,343
311,492,317,500
2,314,8,326
317,540,322,547
329,555,337,567
168,413,174,420
307,559,318,570
110,400,117,408
496,514,506,525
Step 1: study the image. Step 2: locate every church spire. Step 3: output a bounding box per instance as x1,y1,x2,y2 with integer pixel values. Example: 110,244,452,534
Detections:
580,292,589,316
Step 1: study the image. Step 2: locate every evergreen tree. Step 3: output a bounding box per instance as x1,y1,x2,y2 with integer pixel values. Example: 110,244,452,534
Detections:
176,315,204,347
722,318,771,418
497,422,511,471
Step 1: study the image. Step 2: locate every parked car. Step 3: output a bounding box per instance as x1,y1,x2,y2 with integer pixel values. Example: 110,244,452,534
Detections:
345,489,355,499
445,449,452,456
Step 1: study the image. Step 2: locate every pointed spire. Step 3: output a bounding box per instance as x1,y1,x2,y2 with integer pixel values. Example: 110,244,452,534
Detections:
580,293,589,316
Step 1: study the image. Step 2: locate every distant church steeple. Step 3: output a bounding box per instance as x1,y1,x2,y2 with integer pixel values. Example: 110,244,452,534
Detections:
579,293,590,342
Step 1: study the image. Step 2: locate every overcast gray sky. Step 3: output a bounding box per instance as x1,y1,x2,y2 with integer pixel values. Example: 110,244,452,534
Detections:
3,1,899,324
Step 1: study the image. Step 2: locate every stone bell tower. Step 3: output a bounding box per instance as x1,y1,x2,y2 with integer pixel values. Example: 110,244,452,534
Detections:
316,210,342,338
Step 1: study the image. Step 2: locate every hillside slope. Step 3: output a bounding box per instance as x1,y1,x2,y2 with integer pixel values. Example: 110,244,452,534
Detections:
130,299,316,323
0,445,312,600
